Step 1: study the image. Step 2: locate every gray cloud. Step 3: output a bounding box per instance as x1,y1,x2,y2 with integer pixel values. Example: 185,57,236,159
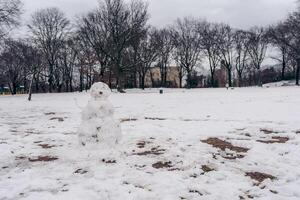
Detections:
22,0,297,28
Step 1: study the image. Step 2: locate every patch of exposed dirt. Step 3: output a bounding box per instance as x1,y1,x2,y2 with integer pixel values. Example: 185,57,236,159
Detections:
152,161,173,169
257,136,289,144
45,112,56,116
28,156,58,162
120,118,138,122
239,194,254,199
15,156,27,160
136,141,153,148
222,153,246,160
123,181,152,191
270,190,278,194
201,138,249,153
50,117,64,122
134,146,165,156
74,169,88,174
295,130,300,134
38,144,56,149
260,128,279,134
102,159,116,164
168,168,182,172
189,189,203,196
201,165,214,173
145,117,167,121
246,172,276,183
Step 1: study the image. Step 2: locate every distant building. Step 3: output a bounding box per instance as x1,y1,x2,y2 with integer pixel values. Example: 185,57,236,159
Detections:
144,66,180,88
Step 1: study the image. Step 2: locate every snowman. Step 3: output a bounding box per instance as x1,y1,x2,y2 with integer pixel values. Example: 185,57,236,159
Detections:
78,82,121,147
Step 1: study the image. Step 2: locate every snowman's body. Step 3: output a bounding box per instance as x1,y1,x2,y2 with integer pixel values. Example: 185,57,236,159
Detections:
78,82,121,147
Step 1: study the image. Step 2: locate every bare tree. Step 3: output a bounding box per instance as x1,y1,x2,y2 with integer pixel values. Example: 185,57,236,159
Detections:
200,21,221,87
217,24,235,87
233,30,250,87
269,11,300,85
0,0,21,39
127,28,160,89
78,0,149,91
172,17,203,88
156,28,174,87
58,36,80,92
25,43,44,101
247,27,268,86
0,39,26,94
28,7,70,92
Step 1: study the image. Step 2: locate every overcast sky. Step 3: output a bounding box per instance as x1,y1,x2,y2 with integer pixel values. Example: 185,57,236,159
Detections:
21,0,297,29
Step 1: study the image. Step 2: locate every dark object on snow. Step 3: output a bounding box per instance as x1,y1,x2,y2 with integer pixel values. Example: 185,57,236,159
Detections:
159,88,164,94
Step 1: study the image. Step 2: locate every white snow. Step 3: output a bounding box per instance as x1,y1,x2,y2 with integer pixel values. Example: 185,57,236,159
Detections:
263,80,296,88
0,86,300,200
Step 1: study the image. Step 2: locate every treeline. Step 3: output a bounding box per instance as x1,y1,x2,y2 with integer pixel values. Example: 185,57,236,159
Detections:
0,0,299,96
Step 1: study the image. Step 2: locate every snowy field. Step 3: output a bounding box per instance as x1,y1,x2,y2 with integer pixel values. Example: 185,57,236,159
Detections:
0,87,300,200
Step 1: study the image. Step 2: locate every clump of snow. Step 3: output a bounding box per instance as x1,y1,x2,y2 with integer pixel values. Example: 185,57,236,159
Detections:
78,82,122,148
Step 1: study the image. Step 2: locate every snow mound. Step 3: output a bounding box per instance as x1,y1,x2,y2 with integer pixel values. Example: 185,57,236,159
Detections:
78,82,122,148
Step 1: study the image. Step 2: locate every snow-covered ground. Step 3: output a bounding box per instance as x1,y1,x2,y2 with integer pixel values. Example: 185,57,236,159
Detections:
0,87,300,200
263,80,297,88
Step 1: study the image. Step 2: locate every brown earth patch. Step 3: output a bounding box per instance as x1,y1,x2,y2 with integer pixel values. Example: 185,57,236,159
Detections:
120,118,138,122
201,165,214,173
270,190,278,194
295,130,300,134
145,117,167,121
16,156,27,160
102,159,116,164
136,141,151,148
50,117,64,122
222,153,246,160
260,128,279,134
239,195,254,199
45,112,56,116
246,172,276,183
201,138,249,153
134,146,165,156
28,156,58,162
38,144,56,149
257,136,289,144
74,169,88,174
152,161,172,169
168,168,182,172
189,190,203,196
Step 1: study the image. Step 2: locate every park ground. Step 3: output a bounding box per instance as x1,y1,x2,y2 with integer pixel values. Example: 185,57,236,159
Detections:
0,85,300,200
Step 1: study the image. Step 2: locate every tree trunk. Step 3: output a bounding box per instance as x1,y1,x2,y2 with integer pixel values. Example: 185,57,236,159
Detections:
28,73,35,101
257,68,262,87
281,53,286,81
227,67,232,87
79,66,84,92
164,65,167,87
296,58,300,86
211,72,215,88
238,72,243,87
48,63,54,93
141,74,145,90
12,82,17,95
186,70,192,89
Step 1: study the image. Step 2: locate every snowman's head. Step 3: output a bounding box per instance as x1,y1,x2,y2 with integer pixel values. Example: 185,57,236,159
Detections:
90,82,111,99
